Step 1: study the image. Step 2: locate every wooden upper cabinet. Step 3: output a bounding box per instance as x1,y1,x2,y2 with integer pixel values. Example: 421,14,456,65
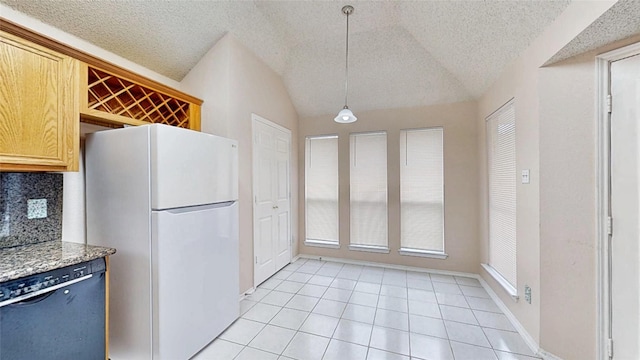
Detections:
0,22,202,172
79,64,201,131
0,31,79,172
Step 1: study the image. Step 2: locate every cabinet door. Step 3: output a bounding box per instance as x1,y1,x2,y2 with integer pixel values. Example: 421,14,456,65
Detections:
0,31,79,171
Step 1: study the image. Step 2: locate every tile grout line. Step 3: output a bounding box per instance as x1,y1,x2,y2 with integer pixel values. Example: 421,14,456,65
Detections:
255,288,515,332
406,282,413,359
233,258,531,360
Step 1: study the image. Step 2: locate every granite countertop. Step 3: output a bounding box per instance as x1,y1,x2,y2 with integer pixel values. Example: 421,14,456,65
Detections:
0,241,116,283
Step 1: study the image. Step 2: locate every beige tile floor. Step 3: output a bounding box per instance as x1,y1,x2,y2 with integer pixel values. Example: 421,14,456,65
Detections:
193,258,540,360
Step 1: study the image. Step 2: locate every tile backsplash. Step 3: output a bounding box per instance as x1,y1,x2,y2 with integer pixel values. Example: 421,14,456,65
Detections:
0,173,63,248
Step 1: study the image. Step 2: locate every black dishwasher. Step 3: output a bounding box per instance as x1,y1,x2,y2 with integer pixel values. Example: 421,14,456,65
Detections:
0,258,106,360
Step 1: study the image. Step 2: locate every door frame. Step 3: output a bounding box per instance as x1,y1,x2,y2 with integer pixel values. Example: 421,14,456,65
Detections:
595,42,640,360
251,113,293,287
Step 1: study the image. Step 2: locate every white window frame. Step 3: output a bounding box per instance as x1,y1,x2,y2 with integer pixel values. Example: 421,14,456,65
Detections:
483,99,518,300
349,131,389,253
398,127,447,260
304,135,340,249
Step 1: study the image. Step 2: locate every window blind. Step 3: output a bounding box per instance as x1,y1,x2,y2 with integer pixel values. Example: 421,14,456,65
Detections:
486,100,517,288
305,136,339,243
350,132,388,248
400,128,444,252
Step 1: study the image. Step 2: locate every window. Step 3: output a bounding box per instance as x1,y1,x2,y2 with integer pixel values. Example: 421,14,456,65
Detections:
399,128,445,257
349,132,388,252
485,99,517,294
305,135,339,247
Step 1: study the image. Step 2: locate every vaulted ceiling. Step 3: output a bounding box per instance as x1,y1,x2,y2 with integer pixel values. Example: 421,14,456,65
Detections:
2,0,575,118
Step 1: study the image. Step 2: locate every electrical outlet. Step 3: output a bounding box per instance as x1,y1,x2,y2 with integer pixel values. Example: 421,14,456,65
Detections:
521,169,530,184
27,199,47,219
524,285,532,304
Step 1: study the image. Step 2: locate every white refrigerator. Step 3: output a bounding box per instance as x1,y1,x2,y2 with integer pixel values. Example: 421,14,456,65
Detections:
85,124,239,360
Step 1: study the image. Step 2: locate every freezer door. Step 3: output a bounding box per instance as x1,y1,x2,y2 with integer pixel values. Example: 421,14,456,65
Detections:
150,124,238,210
151,202,239,360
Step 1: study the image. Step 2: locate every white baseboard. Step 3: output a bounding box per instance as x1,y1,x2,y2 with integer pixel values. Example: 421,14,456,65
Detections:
475,275,566,359
244,256,301,300
239,286,256,302
297,253,478,279
538,348,564,360
476,278,563,360
476,276,540,356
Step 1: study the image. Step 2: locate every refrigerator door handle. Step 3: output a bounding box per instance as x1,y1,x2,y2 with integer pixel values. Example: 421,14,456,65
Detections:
158,201,237,214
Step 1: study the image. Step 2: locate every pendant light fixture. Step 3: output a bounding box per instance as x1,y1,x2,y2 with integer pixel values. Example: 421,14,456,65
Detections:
334,5,357,124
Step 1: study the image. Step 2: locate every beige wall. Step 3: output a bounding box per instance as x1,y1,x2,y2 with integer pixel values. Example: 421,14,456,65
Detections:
539,51,599,360
182,34,299,294
299,102,480,273
477,44,543,348
179,36,231,138
538,35,640,359
476,1,620,357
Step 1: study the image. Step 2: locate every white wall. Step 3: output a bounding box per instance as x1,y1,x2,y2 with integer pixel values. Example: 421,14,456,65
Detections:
182,34,299,294
61,142,85,244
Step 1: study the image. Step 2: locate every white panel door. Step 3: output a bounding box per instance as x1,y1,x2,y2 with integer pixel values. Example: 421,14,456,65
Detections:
610,53,640,360
253,115,292,286
274,129,292,269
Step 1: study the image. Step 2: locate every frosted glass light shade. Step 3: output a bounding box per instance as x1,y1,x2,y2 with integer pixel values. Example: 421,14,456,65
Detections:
334,108,357,123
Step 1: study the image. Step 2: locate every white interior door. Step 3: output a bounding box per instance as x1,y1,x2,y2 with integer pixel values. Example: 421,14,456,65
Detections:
610,53,640,360
253,114,292,286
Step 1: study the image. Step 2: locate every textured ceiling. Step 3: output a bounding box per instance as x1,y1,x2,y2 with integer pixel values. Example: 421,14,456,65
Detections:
546,0,640,65
1,0,573,118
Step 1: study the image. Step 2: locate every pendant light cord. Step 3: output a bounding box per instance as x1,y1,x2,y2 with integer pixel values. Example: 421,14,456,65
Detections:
344,9,350,108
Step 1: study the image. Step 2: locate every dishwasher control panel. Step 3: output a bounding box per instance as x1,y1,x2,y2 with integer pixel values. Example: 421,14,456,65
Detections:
0,258,105,303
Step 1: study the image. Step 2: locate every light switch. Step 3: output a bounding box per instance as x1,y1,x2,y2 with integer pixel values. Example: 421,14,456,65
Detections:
521,170,530,184
27,199,47,219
